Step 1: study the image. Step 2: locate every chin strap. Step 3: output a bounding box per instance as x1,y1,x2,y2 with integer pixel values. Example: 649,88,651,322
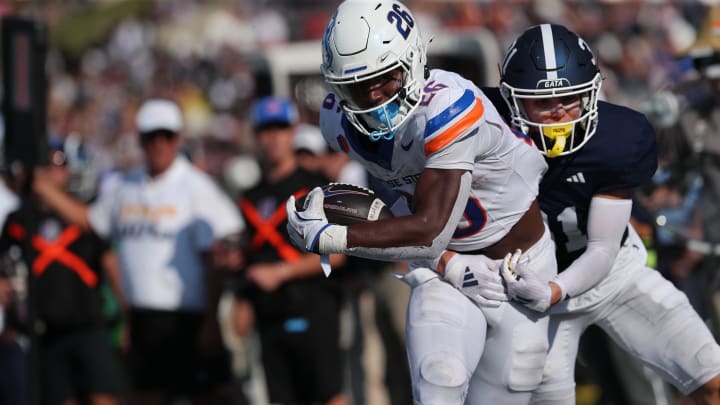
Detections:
368,130,396,141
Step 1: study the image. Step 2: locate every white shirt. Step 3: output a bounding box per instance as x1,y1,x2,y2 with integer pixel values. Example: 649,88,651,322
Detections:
320,69,547,252
88,156,244,311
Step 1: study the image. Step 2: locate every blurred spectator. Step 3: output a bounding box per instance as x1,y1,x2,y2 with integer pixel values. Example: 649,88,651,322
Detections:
0,174,19,232
31,99,246,405
291,122,412,405
0,143,124,405
0,252,29,405
293,123,328,174
230,96,348,405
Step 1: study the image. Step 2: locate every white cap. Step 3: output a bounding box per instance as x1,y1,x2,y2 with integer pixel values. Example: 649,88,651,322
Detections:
293,124,327,155
136,99,183,133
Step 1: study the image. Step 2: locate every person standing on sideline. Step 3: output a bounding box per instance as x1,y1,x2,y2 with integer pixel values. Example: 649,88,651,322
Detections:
479,24,720,405
231,96,349,405
32,99,245,405
287,1,557,403
0,142,124,405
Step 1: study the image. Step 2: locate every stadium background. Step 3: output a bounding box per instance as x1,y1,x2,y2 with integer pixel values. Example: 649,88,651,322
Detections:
4,0,710,183
1,1,719,405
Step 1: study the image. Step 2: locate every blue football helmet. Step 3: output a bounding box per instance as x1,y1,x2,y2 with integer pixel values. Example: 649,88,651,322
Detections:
321,0,428,141
500,24,602,157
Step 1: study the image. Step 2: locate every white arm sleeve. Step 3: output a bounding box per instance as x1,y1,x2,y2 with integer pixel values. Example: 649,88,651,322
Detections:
552,197,632,299
320,171,472,261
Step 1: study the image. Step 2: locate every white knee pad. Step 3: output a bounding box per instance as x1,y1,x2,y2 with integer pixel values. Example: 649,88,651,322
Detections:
415,351,468,405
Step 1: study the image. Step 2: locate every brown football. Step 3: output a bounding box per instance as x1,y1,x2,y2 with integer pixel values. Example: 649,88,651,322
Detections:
296,183,393,225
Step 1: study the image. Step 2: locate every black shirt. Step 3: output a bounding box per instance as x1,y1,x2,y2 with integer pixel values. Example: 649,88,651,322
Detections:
1,203,111,333
236,168,342,320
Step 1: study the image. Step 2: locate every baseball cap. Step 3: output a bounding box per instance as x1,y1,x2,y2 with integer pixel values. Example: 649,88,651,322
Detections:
293,124,328,156
136,99,183,134
251,96,298,130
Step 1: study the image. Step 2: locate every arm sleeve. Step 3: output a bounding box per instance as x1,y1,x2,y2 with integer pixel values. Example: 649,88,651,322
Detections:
321,171,472,261
552,196,632,299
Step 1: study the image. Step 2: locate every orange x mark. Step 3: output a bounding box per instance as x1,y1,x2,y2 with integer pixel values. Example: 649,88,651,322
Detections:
32,226,98,288
240,189,309,263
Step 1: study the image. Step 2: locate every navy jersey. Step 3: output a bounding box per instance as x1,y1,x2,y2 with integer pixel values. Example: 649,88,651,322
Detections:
483,87,658,270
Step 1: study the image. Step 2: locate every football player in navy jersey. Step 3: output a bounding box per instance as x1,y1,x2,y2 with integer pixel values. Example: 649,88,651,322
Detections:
479,24,720,404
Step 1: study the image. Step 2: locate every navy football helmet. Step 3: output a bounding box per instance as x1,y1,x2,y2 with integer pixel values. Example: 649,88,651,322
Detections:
500,24,602,157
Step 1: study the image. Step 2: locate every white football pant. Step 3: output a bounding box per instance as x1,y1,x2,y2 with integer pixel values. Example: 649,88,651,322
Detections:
404,227,557,405
531,226,720,404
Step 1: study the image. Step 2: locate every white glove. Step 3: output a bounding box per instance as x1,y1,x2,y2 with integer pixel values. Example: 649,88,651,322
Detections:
443,253,509,308
500,249,552,313
286,187,331,254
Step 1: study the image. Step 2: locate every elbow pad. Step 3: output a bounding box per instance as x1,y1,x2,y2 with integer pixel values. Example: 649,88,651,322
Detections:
554,197,632,299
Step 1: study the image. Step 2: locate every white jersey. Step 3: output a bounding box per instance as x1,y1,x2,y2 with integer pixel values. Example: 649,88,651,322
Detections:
88,156,245,312
320,69,547,251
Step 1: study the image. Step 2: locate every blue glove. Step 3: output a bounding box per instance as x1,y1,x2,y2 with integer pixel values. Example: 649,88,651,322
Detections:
286,187,331,254
500,249,552,312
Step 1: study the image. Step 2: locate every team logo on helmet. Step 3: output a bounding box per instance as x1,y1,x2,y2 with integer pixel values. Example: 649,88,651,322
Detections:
537,78,571,89
322,12,337,68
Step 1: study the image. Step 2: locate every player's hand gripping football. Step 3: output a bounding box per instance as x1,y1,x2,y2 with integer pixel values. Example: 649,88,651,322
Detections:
500,249,552,313
443,253,509,308
286,187,331,254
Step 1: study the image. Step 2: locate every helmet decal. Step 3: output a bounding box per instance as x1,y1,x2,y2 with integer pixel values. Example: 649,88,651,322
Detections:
322,12,336,68
387,3,415,39
540,24,560,80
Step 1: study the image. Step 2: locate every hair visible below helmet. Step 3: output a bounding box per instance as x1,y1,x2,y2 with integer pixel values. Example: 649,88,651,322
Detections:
321,0,427,141
500,24,602,157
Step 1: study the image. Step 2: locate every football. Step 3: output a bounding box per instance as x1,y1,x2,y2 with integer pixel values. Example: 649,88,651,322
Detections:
296,183,393,225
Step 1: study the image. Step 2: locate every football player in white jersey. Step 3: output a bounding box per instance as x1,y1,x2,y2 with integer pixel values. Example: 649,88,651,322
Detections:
286,1,557,403
480,24,720,405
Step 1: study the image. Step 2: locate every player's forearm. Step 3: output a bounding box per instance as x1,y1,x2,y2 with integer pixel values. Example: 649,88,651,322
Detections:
348,214,444,248
322,170,471,261
553,197,631,299
324,210,458,261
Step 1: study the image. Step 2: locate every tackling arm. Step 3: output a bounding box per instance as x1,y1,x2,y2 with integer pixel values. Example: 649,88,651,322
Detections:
552,191,633,301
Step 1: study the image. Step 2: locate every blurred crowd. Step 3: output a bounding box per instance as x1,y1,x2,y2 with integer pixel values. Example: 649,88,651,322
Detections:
0,1,720,405
5,0,713,188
